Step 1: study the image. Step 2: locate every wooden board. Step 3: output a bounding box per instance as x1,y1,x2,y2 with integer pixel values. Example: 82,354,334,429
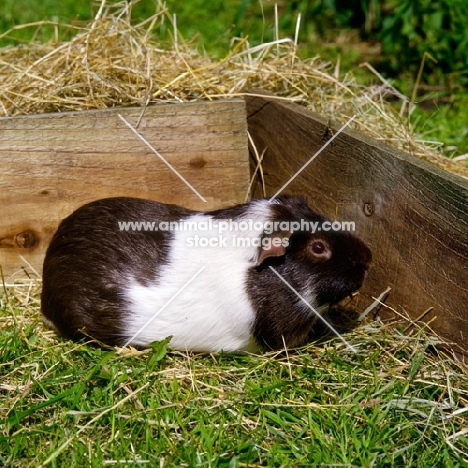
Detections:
245,91,468,354
0,100,249,277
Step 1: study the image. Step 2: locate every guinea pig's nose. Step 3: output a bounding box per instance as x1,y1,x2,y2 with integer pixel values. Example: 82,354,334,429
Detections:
348,255,370,270
363,246,372,268
355,243,372,269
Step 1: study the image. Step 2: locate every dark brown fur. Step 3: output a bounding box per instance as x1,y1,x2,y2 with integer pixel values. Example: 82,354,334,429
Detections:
41,197,192,344
247,197,371,350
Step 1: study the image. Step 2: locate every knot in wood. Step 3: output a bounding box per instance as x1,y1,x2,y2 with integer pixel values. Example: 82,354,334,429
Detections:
189,157,206,169
15,230,36,249
363,202,375,217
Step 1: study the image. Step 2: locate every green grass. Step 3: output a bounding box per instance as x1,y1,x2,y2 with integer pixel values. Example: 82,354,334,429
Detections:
409,93,468,158
1,287,468,467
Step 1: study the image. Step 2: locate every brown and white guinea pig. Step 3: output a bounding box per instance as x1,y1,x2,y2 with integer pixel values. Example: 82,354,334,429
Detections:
41,196,371,352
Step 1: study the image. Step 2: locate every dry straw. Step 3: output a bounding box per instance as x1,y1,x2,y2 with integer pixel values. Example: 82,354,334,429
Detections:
0,0,466,177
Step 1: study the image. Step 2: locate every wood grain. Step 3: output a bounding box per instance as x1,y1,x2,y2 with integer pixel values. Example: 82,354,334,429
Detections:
0,100,249,277
245,91,468,354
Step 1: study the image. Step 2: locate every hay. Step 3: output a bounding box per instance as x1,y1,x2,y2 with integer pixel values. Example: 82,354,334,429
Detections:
0,0,466,177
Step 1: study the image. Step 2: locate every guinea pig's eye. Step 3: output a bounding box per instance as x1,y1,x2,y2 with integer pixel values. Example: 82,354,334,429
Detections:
311,241,325,254
309,239,332,261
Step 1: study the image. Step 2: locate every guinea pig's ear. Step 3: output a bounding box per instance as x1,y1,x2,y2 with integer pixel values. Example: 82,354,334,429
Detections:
256,230,292,266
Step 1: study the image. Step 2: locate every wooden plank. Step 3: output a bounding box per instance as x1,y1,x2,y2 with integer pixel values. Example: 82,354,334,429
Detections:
0,100,249,277
245,91,468,354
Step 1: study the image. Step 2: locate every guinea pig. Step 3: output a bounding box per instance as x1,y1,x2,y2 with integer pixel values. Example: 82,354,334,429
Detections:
41,196,372,352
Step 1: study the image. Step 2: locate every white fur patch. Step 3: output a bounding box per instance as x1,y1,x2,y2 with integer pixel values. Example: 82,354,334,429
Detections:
124,201,274,352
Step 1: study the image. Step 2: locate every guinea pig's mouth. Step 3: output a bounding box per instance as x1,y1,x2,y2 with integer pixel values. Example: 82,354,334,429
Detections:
317,268,368,306
320,291,358,307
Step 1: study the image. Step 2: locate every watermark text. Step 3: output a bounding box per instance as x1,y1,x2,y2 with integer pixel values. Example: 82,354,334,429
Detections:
117,219,355,235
